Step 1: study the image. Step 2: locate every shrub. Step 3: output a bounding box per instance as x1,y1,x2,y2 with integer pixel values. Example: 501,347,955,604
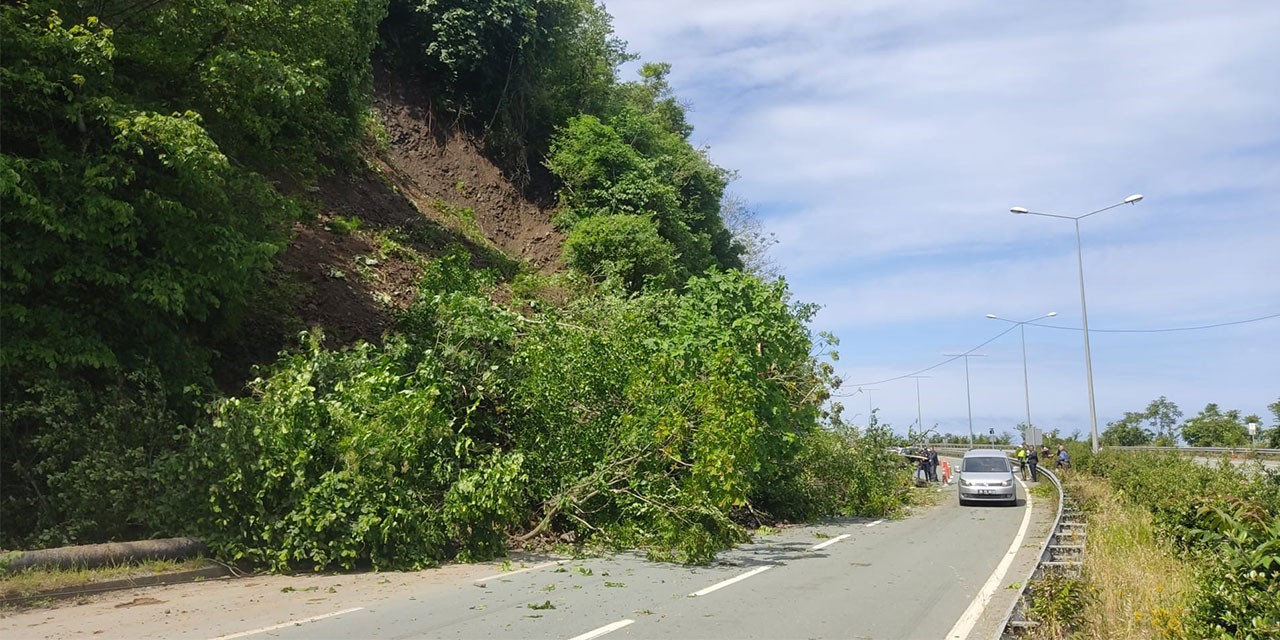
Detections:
562,214,676,291
172,253,907,568
0,367,188,548
1082,451,1280,637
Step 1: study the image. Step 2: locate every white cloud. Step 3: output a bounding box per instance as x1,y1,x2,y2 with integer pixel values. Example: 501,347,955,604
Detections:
602,0,1280,433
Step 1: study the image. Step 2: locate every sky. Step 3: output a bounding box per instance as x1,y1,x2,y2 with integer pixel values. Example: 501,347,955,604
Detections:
603,0,1280,439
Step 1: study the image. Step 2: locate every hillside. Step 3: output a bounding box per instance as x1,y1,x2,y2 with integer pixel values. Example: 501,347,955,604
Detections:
1,0,906,569
215,70,564,389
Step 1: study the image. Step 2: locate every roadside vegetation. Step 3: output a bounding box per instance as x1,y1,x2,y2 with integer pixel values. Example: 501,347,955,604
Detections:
1,0,910,569
0,557,215,603
1061,473,1196,639
1059,448,1280,638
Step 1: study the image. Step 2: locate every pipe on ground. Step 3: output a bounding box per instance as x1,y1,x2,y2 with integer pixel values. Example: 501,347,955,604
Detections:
1,537,208,573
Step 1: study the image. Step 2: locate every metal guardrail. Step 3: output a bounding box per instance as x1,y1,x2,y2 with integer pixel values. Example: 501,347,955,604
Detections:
1106,445,1280,457
925,443,1279,458
995,466,1072,638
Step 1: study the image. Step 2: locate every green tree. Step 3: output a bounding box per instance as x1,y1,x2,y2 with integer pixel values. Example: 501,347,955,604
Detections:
381,0,629,179
1180,404,1248,447
562,214,676,291
545,65,743,284
1266,397,1280,448
1143,396,1183,442
1101,412,1155,446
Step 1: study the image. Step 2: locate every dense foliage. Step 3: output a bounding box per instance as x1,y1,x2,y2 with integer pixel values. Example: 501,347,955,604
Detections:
546,65,744,287
381,0,627,179
1,0,900,567
2,0,387,547
1075,449,1280,637
1180,403,1253,448
173,252,906,569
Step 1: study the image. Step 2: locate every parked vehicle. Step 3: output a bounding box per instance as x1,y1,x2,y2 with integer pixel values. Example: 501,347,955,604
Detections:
958,449,1017,506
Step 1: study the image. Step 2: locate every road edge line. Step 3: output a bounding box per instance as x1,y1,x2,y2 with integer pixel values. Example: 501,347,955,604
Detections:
473,560,561,584
809,533,851,551
566,618,635,640
945,478,1034,640
209,607,363,640
688,565,774,597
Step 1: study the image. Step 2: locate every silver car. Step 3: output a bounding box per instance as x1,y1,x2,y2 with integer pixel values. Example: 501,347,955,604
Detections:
958,449,1017,506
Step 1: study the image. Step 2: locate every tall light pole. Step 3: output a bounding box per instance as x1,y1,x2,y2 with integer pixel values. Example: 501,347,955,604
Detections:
943,353,986,448
986,312,1057,438
906,375,931,433
864,388,879,426
1010,194,1144,453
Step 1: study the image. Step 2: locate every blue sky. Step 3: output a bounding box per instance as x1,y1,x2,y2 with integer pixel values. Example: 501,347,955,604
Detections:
604,0,1280,437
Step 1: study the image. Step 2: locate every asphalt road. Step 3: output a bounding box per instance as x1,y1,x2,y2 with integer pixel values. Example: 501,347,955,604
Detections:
4,476,1051,640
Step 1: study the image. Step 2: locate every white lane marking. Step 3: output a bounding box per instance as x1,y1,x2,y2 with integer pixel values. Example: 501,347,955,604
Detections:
209,607,363,640
474,560,561,584
865,519,884,528
566,619,635,640
689,565,774,597
945,478,1034,640
810,533,851,551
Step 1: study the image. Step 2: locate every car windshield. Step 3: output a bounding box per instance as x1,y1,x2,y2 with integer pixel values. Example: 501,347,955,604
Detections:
964,457,1009,473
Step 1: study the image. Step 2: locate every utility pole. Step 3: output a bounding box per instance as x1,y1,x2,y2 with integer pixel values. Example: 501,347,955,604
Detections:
943,353,986,448
864,388,879,427
906,375,931,434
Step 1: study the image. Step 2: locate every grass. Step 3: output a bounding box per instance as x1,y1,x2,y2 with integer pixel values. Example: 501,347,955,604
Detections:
1062,473,1195,639
0,557,215,600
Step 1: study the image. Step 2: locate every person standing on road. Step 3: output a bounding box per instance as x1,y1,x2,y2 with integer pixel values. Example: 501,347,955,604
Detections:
1027,445,1040,482
927,447,939,482
1016,445,1028,480
1056,444,1070,469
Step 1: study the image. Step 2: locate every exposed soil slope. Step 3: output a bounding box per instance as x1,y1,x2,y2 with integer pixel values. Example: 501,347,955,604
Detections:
211,74,563,391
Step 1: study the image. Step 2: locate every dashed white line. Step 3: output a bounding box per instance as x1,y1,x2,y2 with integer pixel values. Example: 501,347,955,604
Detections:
865,519,884,528
809,533,850,550
689,565,774,597
946,478,1034,640
566,618,635,640
209,607,363,640
474,560,561,584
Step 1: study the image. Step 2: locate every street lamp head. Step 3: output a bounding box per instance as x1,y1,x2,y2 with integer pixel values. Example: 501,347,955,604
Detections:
986,314,997,319
1124,194,1144,204
1046,311,1058,317
1010,206,1029,214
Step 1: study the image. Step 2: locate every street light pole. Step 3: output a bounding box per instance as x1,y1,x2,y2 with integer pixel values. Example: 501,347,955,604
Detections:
1010,194,1144,453
906,375,931,433
865,388,879,426
986,311,1057,438
943,353,986,448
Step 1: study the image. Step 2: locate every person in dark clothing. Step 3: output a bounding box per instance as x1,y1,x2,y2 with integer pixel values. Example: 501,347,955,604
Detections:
927,447,939,482
1027,446,1040,482
1056,445,1070,469
916,454,930,483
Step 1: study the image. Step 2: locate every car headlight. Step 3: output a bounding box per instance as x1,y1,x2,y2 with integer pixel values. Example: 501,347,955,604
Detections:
960,479,973,486
1000,480,1012,487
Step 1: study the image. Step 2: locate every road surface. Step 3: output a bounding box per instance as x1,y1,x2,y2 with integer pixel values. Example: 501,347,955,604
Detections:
3,475,1052,640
